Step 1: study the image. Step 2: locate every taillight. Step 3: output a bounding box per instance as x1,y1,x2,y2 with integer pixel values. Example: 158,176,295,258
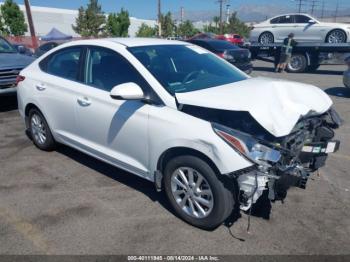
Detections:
217,52,225,58
15,75,25,86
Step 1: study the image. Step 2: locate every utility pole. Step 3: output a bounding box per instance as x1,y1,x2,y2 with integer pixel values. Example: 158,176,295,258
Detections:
296,0,307,13
310,0,318,15
24,0,37,49
334,0,339,22
158,0,162,37
217,0,225,34
321,0,325,19
180,6,184,23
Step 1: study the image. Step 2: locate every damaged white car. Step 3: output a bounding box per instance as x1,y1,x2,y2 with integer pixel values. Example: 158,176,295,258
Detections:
17,39,341,229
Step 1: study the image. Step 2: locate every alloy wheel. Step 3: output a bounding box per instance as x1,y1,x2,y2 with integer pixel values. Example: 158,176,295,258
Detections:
31,113,47,145
259,32,274,44
327,30,346,43
170,167,214,219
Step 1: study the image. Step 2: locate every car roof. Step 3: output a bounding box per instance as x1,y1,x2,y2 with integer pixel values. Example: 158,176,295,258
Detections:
67,38,189,48
269,13,312,19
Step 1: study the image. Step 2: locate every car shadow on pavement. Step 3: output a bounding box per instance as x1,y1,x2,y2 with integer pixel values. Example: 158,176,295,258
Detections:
325,87,350,98
0,95,18,112
56,145,175,215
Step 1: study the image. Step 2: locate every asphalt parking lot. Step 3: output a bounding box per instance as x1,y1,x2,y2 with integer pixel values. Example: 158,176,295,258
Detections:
0,60,349,255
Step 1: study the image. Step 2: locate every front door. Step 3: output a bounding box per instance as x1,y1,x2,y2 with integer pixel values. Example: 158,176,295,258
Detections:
74,46,150,176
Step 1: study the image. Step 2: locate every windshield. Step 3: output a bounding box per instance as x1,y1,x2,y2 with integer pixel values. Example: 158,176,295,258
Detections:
0,38,17,53
128,45,247,95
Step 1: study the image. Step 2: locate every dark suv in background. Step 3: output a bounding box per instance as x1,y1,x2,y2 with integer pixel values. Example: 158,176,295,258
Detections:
0,37,35,95
187,39,253,74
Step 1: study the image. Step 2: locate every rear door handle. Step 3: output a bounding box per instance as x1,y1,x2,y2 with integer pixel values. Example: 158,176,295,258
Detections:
77,97,91,106
36,84,46,91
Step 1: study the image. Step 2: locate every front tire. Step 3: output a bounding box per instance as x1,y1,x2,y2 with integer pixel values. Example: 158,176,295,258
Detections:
29,108,56,151
163,155,235,230
326,29,347,43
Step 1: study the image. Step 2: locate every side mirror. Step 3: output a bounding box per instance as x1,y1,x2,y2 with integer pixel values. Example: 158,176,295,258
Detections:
18,45,26,54
110,82,144,100
308,19,316,24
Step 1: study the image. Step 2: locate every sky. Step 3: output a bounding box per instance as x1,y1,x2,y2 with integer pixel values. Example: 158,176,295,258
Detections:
15,0,349,20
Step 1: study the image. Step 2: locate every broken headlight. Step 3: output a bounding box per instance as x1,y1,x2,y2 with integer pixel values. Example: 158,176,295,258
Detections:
212,123,281,165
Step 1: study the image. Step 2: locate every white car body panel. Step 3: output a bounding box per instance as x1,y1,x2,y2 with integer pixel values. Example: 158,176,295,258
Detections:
250,13,350,43
176,77,333,137
17,39,253,180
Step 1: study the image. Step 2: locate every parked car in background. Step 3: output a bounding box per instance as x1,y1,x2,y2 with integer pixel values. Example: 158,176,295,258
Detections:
189,32,217,40
250,13,350,44
187,39,253,74
216,34,244,45
34,42,59,57
17,38,341,229
0,37,35,95
12,44,34,57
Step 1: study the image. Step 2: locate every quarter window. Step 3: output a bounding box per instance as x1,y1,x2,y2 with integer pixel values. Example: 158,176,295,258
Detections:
41,47,82,81
270,17,280,24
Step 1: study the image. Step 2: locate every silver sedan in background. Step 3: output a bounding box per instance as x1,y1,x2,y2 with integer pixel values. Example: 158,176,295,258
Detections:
250,13,350,44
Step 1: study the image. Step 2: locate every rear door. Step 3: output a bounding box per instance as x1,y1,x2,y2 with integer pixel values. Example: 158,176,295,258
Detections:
32,46,84,142
272,15,295,42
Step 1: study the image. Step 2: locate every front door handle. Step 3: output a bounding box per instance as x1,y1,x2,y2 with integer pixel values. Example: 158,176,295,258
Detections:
77,97,91,106
36,84,46,91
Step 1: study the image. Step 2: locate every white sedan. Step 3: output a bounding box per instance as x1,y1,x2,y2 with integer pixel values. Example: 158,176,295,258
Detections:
250,13,350,44
16,38,341,229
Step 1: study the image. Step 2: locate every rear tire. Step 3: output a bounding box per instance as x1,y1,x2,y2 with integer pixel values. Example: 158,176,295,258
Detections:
29,108,56,151
259,32,274,44
163,155,235,230
287,54,307,73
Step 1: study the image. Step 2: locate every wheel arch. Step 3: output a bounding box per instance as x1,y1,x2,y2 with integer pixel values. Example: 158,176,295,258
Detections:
157,147,221,176
325,28,347,42
24,103,41,128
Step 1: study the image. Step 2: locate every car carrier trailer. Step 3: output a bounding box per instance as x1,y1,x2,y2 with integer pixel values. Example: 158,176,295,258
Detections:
249,42,350,73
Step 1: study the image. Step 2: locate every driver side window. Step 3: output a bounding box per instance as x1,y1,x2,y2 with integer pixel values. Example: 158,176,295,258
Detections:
84,47,148,92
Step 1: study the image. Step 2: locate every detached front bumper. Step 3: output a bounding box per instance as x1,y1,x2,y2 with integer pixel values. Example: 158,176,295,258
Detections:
235,139,340,211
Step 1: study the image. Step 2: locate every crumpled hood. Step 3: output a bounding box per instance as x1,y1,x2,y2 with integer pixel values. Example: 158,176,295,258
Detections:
176,77,333,137
0,53,35,70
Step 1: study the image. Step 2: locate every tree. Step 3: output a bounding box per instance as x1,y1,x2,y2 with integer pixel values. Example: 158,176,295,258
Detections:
106,8,130,37
72,0,106,37
136,23,156,37
157,12,175,37
0,0,27,36
213,16,220,29
224,12,250,37
177,20,199,38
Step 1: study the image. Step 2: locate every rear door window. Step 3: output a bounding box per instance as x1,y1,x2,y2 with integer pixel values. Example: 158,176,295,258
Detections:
278,15,293,24
40,47,82,81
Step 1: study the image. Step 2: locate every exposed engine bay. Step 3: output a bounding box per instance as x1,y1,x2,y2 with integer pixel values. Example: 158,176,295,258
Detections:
180,105,342,210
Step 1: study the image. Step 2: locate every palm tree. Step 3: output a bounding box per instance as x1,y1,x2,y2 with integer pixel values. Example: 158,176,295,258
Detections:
213,16,220,29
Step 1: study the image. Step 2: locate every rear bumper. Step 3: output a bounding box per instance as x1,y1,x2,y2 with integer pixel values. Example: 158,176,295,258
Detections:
0,87,16,95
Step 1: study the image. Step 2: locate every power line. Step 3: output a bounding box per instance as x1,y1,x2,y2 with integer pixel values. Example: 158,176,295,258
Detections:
310,0,319,15
334,0,339,22
320,0,325,18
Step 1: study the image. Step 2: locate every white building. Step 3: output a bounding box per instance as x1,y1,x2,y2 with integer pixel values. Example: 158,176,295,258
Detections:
0,2,157,37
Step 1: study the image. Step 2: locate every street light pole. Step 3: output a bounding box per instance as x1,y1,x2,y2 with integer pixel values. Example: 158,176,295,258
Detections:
24,0,37,49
